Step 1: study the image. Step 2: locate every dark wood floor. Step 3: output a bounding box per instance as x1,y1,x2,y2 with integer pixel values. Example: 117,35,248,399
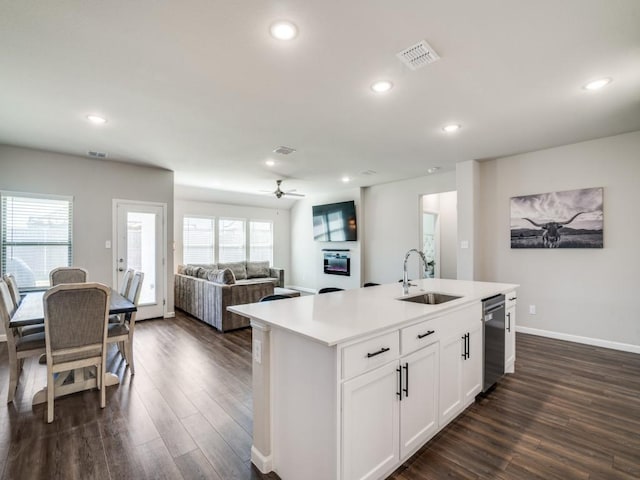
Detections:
1,312,639,479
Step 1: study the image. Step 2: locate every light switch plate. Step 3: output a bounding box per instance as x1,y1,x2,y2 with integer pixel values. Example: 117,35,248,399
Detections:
460,240,469,249
105,240,111,249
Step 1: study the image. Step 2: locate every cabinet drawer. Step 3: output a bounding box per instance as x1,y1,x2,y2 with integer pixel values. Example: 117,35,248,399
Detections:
342,331,399,380
401,318,441,355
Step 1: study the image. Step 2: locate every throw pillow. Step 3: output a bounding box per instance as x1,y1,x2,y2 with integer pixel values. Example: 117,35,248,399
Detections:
217,262,247,280
184,265,202,277
206,268,236,285
177,265,186,274
196,268,211,279
246,261,270,278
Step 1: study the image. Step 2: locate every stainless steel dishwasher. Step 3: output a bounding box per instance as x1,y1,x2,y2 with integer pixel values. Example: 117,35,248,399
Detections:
482,294,505,392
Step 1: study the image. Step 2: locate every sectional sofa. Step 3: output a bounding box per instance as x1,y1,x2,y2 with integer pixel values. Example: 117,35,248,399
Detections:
174,261,284,332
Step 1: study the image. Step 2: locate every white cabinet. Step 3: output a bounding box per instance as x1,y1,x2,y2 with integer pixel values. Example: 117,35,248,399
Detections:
341,324,441,480
438,304,483,426
461,321,483,403
399,342,439,458
505,291,517,373
342,361,400,480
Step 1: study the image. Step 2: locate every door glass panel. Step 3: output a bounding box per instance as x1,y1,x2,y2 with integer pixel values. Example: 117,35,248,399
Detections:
127,212,156,305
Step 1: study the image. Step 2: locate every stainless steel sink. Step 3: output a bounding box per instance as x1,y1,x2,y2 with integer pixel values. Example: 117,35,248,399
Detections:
398,292,462,305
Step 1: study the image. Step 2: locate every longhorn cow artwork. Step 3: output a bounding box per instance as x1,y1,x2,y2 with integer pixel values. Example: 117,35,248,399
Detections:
510,187,603,249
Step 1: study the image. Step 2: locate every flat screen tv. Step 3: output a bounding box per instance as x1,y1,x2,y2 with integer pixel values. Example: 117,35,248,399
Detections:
312,200,357,241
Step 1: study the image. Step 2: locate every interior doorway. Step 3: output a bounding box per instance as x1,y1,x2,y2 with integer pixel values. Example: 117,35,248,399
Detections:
420,191,458,280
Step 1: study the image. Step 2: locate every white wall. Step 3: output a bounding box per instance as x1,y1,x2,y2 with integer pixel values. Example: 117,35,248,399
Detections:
423,191,458,279
477,130,640,350
290,188,362,291
0,144,175,313
362,171,457,285
173,198,291,281
456,160,480,280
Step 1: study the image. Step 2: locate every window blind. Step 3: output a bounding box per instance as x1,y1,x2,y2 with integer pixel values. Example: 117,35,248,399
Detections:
183,216,215,264
249,220,273,264
218,218,246,263
1,192,73,289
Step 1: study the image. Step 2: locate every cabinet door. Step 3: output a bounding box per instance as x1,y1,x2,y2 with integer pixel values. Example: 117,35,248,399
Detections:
439,333,463,426
342,361,400,480
462,321,483,404
400,343,439,458
505,305,516,373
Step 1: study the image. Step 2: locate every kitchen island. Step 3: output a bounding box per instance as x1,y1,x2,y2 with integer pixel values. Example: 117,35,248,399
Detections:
229,278,518,480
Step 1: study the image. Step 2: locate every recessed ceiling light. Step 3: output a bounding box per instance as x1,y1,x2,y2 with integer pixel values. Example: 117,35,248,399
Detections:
86,115,107,125
371,80,393,93
342,176,351,183
427,167,440,174
265,159,275,167
583,78,611,91
270,21,298,40
442,124,461,133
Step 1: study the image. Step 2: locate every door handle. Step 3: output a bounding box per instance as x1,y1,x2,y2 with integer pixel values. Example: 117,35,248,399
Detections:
507,312,511,332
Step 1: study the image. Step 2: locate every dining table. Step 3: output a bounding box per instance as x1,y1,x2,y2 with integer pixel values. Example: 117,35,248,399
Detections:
9,289,136,405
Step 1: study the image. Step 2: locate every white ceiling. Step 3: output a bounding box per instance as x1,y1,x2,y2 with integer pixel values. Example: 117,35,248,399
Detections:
1,1,639,204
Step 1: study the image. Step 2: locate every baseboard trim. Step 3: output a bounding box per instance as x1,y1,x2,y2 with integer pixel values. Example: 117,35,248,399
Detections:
164,311,175,318
517,326,640,354
286,285,316,294
251,446,273,474
0,334,6,342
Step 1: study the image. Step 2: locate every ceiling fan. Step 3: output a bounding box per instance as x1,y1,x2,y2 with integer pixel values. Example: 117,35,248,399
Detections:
266,179,305,199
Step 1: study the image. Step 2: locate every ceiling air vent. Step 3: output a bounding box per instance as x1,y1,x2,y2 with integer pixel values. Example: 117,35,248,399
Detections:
396,40,440,71
360,169,377,176
273,145,296,155
88,150,107,158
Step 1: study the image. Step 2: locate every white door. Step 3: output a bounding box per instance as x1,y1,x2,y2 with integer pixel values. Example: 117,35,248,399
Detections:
400,342,439,458
342,361,400,480
115,201,165,320
462,321,483,403
438,332,463,426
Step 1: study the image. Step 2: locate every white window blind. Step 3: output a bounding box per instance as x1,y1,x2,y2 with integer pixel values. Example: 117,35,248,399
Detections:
249,220,273,264
183,216,215,264
1,192,73,289
218,218,246,262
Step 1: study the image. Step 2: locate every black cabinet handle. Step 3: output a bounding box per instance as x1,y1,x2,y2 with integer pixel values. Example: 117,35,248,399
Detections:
367,347,390,358
509,297,517,301
417,330,435,339
507,312,511,332
403,363,409,398
396,366,402,401
466,333,470,359
461,333,470,360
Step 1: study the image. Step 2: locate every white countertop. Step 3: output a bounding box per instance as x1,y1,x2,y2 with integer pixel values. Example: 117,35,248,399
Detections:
228,279,518,347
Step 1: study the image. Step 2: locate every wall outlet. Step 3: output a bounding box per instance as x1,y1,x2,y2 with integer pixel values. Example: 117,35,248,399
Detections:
529,305,536,315
253,339,262,364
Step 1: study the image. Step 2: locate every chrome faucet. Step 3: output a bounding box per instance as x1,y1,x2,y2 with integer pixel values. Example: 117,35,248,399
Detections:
403,249,428,295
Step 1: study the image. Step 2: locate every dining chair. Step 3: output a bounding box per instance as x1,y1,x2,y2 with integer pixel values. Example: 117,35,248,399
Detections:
259,294,293,302
2,274,21,308
43,282,110,423
318,287,344,294
109,268,134,324
49,267,88,286
107,271,144,375
0,279,46,404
